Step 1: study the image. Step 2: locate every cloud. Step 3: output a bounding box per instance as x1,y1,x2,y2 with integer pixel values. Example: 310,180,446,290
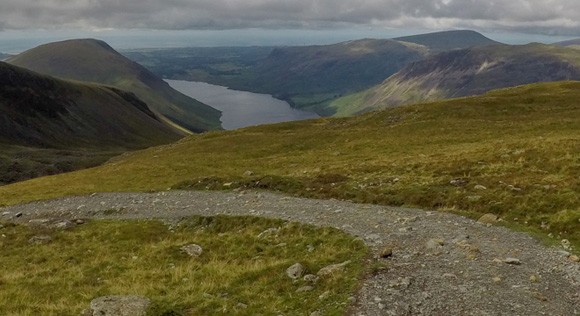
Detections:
0,0,579,36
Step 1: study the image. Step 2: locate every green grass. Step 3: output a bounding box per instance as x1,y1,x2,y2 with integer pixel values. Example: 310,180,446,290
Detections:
0,81,578,250
0,216,367,315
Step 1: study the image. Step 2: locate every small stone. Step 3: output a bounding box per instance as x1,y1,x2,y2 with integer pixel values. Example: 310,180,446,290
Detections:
257,228,279,238
2,212,11,217
443,273,457,279
504,258,522,265
426,239,445,250
347,296,357,304
243,171,254,177
561,239,572,250
450,178,467,186
87,295,150,316
296,286,314,293
310,311,322,316
318,291,331,300
380,247,393,259
492,277,502,283
474,185,487,190
530,275,539,283
303,274,320,284
28,235,52,245
317,261,351,277
478,213,498,224
569,255,580,263
53,220,75,230
181,244,203,257
287,263,306,279
15,212,23,218
75,219,86,225
236,303,248,309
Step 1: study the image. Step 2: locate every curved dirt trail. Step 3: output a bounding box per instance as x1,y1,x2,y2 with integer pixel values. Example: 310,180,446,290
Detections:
2,190,579,315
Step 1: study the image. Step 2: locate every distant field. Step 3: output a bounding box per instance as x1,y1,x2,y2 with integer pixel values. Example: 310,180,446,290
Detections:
1,81,578,249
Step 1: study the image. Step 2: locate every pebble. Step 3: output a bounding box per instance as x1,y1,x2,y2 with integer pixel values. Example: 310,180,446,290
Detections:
181,244,203,257
504,258,522,265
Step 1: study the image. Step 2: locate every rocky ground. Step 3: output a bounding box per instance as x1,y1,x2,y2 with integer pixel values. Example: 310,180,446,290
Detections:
1,190,579,315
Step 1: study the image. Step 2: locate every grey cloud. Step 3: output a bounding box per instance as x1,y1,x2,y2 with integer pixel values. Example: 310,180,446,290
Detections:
0,0,578,36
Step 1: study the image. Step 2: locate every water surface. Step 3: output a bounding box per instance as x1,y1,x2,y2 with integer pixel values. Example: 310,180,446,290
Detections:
166,80,319,130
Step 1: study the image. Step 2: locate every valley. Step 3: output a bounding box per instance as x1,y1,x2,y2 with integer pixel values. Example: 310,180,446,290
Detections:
1,29,579,315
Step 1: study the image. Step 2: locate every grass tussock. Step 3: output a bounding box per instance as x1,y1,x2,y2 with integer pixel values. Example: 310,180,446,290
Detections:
0,81,578,249
0,216,366,315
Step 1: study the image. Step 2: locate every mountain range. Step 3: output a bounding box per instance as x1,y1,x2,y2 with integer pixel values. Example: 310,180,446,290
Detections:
7,39,222,133
328,43,580,115
124,30,499,115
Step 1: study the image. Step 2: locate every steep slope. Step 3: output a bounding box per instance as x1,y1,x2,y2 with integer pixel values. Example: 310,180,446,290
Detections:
1,81,578,247
0,61,181,184
394,30,500,53
331,43,580,115
7,39,222,133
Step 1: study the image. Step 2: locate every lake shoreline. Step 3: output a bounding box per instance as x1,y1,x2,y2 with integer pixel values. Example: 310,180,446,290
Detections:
166,80,319,130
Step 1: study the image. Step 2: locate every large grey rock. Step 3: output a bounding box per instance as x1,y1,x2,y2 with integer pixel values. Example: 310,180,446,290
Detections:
85,295,150,316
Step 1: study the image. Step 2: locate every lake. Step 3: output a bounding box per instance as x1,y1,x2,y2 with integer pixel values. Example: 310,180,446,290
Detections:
166,80,319,130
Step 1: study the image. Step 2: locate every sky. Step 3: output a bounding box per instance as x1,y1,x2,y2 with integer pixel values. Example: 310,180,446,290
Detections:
1,0,579,52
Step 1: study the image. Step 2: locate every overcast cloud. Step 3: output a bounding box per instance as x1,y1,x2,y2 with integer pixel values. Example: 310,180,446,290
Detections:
0,0,579,36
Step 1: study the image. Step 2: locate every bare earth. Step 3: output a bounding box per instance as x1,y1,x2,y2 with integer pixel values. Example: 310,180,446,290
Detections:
1,190,579,315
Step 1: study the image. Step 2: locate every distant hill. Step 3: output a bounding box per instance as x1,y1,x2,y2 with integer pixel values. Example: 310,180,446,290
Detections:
329,43,580,115
555,38,580,49
394,30,500,53
124,30,499,115
7,39,222,133
0,61,180,184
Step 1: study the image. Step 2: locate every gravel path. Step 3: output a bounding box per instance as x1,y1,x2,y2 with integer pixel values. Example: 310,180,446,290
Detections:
1,190,579,315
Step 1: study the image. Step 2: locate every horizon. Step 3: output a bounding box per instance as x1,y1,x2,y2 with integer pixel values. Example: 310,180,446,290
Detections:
1,28,577,54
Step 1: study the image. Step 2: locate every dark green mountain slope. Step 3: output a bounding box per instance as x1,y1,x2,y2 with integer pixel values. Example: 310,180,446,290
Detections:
0,61,180,184
330,43,580,115
394,30,500,53
8,39,222,133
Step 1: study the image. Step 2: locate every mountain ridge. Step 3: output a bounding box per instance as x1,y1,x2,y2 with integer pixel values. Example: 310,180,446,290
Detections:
0,61,181,184
8,39,222,133
329,43,580,115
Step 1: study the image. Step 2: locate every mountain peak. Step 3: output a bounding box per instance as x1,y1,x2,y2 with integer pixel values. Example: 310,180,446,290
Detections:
394,30,501,53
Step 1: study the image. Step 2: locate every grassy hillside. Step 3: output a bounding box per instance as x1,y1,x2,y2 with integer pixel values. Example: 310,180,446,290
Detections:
0,216,365,315
1,81,578,248
8,39,222,133
331,43,580,116
0,61,180,184
394,30,500,53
